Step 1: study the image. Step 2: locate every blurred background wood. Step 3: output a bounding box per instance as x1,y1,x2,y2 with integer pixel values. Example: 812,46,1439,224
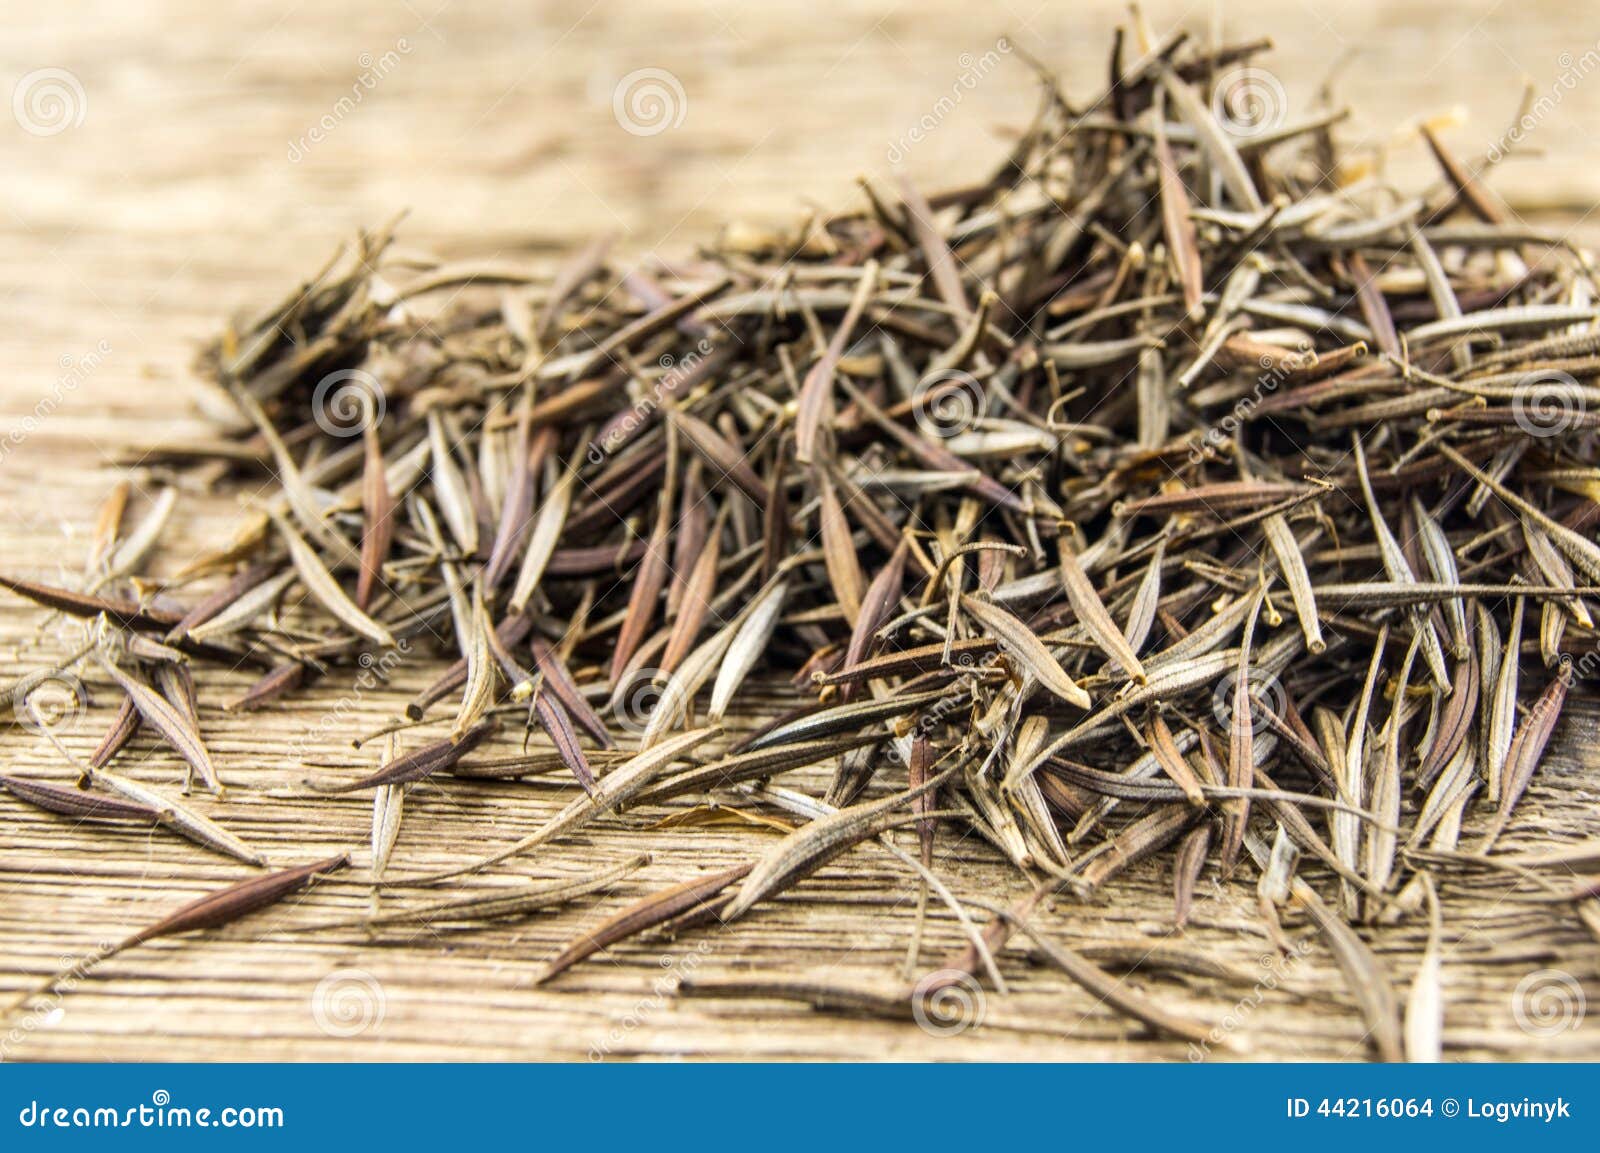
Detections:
1,0,1598,1060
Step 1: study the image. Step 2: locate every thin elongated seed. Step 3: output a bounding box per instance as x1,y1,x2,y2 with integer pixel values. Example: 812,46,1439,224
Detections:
1043,761,1397,827
537,862,755,983
710,578,790,720
1173,823,1212,927
371,745,405,883
1484,671,1571,847
1312,581,1598,607
1122,534,1165,656
452,593,500,739
357,424,396,610
87,766,263,864
98,658,221,793
529,638,613,748
1369,635,1420,892
743,688,950,753
817,469,866,625
660,506,724,673
899,175,970,317
669,410,767,508
960,595,1091,708
1418,646,1478,791
0,574,186,631
396,726,721,884
187,569,297,642
237,390,361,567
89,695,142,769
1263,514,1325,654
304,853,649,933
1221,589,1265,872
610,495,673,687
508,455,580,613
1291,875,1403,1062
319,721,495,792
639,613,742,749
975,898,1214,1044
10,853,347,1014
1404,873,1444,1063
167,560,279,641
0,774,163,823
1160,63,1262,211
796,260,879,463
723,762,961,919
1153,95,1203,314
1486,597,1525,804
132,855,351,948
645,733,880,803
1413,497,1468,656
1148,715,1205,806
96,489,176,588
1058,542,1147,682
531,683,595,794
277,515,395,646
86,479,131,576
426,410,479,556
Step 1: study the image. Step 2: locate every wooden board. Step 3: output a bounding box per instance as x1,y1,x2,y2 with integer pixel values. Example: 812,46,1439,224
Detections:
2,0,1599,1061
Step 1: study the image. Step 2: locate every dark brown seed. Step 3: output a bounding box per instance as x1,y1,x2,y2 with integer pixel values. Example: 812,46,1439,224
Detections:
0,775,163,823
320,721,495,792
536,861,754,983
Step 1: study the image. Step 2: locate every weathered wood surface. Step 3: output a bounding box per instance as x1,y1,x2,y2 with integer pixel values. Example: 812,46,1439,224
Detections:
2,0,1599,1061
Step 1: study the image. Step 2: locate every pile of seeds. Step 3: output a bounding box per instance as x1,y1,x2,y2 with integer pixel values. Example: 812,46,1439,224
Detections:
7,26,1600,1057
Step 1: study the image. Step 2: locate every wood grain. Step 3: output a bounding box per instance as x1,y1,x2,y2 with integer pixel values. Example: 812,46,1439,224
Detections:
2,0,1599,1061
